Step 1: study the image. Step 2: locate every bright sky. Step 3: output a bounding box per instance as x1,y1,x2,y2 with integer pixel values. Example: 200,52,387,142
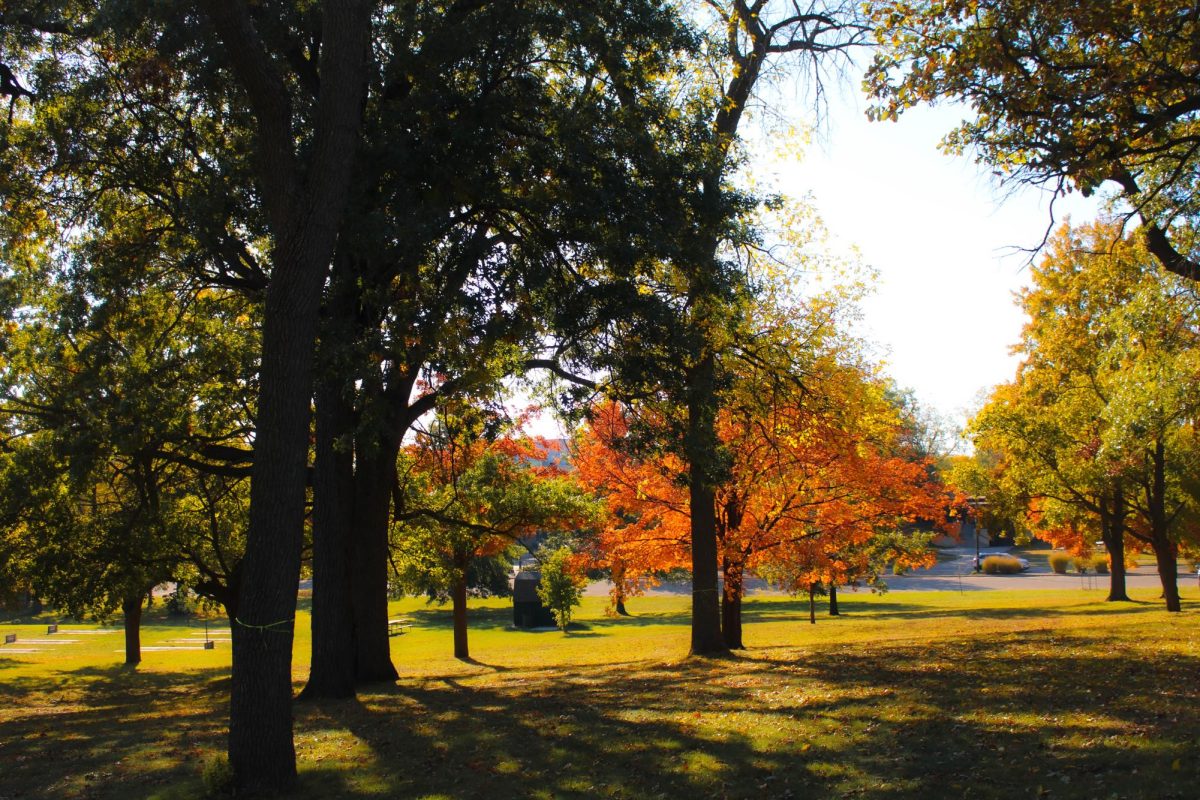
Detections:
754,84,1103,435
537,69,1104,441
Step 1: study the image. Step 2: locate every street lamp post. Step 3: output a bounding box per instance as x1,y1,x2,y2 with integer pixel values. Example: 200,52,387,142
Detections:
966,497,989,572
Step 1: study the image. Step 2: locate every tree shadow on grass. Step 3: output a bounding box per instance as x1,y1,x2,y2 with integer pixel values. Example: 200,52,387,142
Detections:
6,613,1198,800
0,664,231,799
452,656,513,672
581,609,696,629
286,634,1200,800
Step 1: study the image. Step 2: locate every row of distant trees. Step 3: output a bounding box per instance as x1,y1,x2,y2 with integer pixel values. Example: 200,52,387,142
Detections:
950,222,1200,611
877,0,1200,611
3,1,1199,794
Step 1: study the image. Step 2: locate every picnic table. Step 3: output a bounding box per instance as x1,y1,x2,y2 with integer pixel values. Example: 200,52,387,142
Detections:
387,618,412,636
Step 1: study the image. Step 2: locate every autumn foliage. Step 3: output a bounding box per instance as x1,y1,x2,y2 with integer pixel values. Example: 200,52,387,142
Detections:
392,404,594,657
575,370,949,642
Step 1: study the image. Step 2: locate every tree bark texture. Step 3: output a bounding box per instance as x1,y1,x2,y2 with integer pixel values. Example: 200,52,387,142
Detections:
301,378,358,699
452,572,469,660
611,561,631,616
121,595,143,665
228,291,322,790
687,354,726,655
721,558,744,650
1148,443,1181,612
1100,492,1131,603
351,445,400,683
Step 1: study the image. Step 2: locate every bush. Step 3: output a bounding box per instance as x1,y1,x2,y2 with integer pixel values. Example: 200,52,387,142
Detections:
536,547,585,632
1093,556,1110,574
1072,556,1092,574
1048,552,1072,574
201,752,233,798
166,585,195,617
982,555,1023,574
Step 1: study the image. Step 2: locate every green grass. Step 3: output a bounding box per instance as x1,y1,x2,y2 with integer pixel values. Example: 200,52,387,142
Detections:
2,588,1198,799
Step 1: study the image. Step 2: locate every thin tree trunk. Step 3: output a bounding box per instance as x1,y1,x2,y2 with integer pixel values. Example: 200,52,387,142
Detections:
121,594,143,665
1102,490,1131,602
301,375,357,699
1105,529,1130,602
351,445,400,683
721,557,744,650
687,352,726,656
1148,442,1182,612
452,571,469,660
1152,540,1182,612
829,583,839,616
808,585,816,624
611,561,631,616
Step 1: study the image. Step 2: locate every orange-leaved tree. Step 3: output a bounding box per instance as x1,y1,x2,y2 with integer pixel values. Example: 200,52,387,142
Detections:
576,361,948,645
392,402,594,659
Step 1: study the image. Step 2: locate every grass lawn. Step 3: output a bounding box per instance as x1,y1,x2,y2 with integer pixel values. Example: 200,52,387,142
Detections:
1,586,1198,799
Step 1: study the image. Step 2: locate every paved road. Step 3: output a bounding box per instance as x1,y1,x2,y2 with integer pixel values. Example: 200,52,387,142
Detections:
880,548,1183,592
583,547,1194,597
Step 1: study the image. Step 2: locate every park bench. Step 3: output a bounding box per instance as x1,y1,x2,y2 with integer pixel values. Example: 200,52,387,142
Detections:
387,618,412,636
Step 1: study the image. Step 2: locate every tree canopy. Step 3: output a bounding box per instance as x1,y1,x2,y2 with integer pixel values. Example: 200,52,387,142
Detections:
867,0,1200,279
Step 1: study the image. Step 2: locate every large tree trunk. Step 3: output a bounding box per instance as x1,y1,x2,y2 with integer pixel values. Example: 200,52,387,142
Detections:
351,445,400,683
829,583,839,616
686,354,726,655
452,571,469,660
721,557,744,649
300,376,358,699
229,296,321,792
198,1,372,792
121,594,143,666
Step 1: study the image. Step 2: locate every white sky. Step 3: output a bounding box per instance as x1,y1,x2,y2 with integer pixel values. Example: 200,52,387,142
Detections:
759,80,1102,434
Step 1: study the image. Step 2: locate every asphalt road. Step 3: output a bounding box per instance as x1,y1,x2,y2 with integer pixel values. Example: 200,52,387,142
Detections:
583,547,1195,597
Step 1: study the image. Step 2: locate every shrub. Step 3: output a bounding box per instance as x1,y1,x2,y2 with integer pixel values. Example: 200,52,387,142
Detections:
201,752,233,798
1048,552,1072,574
1093,556,1110,574
982,555,1023,574
536,547,585,632
1072,556,1092,574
